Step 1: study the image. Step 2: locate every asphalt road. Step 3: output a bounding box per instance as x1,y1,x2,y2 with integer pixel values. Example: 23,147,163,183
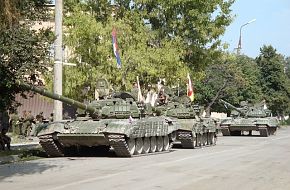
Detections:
1,127,290,190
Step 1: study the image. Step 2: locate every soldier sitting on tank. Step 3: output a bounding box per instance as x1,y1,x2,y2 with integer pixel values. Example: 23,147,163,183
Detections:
156,89,169,105
95,78,112,100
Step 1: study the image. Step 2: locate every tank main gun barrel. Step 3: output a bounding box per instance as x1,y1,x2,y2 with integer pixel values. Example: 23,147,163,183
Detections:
18,81,99,115
219,99,243,114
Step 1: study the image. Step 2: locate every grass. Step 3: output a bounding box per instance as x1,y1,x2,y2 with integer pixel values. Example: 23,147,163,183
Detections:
0,148,47,164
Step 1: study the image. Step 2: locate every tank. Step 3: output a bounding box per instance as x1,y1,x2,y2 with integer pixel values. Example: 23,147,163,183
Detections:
219,99,279,137
154,95,218,149
18,81,178,157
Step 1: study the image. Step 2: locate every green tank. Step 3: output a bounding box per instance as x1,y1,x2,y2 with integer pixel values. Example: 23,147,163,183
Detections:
154,95,218,149
219,99,279,137
18,81,178,157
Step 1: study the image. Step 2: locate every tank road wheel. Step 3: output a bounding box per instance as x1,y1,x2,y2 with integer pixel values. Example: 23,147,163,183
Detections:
127,138,136,155
135,138,143,155
142,137,150,154
221,127,230,136
163,136,170,151
150,136,157,153
269,127,277,135
156,136,164,152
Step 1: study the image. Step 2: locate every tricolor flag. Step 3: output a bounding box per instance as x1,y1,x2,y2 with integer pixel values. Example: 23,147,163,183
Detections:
187,73,194,102
112,27,121,69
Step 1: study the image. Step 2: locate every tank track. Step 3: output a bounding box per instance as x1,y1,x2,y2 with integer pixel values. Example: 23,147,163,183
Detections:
259,127,269,137
39,135,64,157
106,133,172,157
178,131,217,148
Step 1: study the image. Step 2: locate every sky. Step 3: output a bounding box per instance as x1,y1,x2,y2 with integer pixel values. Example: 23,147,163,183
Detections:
222,0,290,58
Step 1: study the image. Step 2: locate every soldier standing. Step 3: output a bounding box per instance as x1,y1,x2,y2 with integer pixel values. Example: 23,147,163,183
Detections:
23,111,35,137
10,111,20,135
0,111,11,150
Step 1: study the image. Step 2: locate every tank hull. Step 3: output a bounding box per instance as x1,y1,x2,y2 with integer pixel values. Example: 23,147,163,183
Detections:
174,118,217,149
38,116,178,157
220,117,279,137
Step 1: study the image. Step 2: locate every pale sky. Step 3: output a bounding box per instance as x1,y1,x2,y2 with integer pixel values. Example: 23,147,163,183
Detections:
222,0,290,58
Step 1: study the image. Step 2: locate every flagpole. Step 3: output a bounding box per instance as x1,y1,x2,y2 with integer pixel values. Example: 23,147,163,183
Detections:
177,78,180,97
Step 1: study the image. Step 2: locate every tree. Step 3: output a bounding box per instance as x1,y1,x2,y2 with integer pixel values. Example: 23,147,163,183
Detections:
235,55,263,103
0,0,53,111
285,56,290,79
195,54,247,115
133,0,235,70
58,1,188,100
256,45,290,116
58,0,235,100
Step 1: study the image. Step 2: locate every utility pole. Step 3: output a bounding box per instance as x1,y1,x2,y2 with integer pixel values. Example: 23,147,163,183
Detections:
53,0,63,121
236,19,256,55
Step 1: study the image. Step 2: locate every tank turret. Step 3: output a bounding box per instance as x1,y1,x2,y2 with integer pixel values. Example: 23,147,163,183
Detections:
219,99,269,118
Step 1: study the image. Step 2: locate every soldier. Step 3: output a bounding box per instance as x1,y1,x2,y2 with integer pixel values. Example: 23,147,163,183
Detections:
23,111,35,137
95,78,112,100
49,113,54,122
35,112,44,123
131,82,139,101
0,128,11,150
10,110,20,135
0,111,11,150
156,89,169,105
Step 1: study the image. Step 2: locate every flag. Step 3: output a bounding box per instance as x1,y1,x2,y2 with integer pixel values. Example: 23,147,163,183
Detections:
136,76,144,102
129,115,133,124
112,27,121,69
187,73,194,102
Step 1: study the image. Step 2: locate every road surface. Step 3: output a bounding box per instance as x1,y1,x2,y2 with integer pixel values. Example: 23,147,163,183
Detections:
1,127,290,190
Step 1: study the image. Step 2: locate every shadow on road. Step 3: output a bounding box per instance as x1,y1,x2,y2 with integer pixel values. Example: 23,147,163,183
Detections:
0,161,60,180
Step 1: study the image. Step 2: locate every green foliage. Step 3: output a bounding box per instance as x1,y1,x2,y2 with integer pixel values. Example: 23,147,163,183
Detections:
0,0,53,111
256,45,290,116
59,0,234,100
0,0,51,29
195,55,247,112
285,56,290,79
235,55,263,103
133,0,235,70
61,1,189,99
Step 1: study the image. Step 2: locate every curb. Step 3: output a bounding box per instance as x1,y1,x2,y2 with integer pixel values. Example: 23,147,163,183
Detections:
11,142,40,150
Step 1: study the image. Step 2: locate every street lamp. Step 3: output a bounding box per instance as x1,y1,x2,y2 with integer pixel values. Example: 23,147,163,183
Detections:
236,19,256,55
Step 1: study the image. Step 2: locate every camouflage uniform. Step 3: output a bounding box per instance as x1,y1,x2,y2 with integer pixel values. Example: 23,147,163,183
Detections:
10,113,20,135
23,111,35,137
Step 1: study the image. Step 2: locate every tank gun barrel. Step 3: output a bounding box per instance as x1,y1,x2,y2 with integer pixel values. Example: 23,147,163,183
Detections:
18,81,99,115
219,99,242,113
